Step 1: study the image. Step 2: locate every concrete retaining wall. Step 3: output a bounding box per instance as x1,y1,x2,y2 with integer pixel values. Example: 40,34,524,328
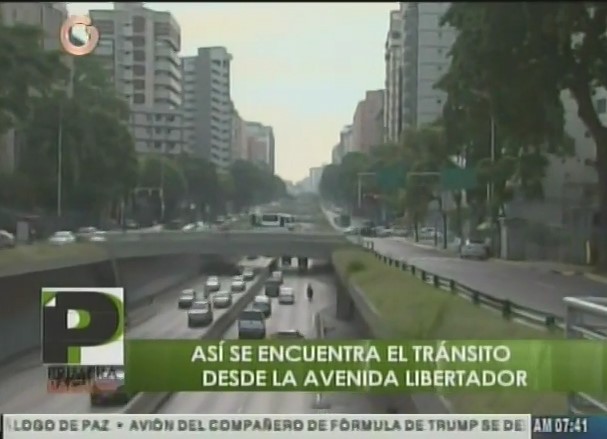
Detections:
0,255,205,364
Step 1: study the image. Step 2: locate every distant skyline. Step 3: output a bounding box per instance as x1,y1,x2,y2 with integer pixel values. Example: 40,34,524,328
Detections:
68,2,396,181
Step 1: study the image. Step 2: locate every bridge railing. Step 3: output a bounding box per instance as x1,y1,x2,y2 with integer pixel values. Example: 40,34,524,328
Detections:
564,296,607,414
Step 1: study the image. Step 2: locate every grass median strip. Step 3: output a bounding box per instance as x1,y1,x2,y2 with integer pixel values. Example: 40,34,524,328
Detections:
332,248,566,415
0,243,108,270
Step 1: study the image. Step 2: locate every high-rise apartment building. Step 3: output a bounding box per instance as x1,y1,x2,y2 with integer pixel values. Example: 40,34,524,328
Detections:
401,2,456,131
90,3,185,156
351,90,384,153
383,7,405,143
331,143,344,164
230,106,248,161
180,47,233,169
0,2,70,172
340,125,354,155
244,122,274,173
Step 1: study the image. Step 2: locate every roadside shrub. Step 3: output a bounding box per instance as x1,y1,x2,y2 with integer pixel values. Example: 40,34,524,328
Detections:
346,259,365,275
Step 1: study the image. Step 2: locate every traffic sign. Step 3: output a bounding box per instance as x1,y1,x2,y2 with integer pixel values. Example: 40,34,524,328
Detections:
439,168,477,190
377,165,407,191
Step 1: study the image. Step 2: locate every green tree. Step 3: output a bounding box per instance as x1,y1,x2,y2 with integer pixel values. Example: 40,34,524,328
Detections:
228,160,286,211
437,3,582,228
17,56,137,221
0,22,69,136
137,155,188,220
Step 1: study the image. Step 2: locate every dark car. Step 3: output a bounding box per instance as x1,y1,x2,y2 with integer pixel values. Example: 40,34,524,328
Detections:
238,309,266,339
269,330,305,339
252,296,272,318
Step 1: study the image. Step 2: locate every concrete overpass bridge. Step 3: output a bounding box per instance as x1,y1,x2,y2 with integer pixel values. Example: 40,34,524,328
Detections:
104,230,350,260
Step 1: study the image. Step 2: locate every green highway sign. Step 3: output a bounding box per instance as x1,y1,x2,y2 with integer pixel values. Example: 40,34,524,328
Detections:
439,168,477,190
377,165,408,191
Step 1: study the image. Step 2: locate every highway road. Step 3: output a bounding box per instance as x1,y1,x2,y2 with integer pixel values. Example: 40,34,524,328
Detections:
369,237,607,317
0,258,270,414
159,269,333,414
323,205,607,318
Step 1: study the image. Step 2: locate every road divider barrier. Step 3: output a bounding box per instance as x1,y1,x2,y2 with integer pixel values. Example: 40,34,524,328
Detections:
122,259,275,414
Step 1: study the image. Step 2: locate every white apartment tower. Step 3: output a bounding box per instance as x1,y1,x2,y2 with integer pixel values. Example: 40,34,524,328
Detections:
90,3,186,156
401,2,456,131
383,7,404,143
181,47,233,169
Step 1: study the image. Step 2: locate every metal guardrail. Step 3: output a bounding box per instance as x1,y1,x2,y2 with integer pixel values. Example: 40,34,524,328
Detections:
359,239,607,414
564,296,607,414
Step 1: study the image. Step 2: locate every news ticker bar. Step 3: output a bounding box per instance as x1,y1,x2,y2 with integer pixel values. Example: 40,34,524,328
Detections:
0,414,603,439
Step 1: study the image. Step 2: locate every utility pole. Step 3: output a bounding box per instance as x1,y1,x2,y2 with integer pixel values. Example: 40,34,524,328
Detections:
56,103,63,217
357,171,376,211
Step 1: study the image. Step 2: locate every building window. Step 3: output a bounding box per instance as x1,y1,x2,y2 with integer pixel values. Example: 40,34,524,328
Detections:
133,79,145,90
132,36,145,47
596,98,606,114
133,16,146,33
133,94,145,104
133,50,146,62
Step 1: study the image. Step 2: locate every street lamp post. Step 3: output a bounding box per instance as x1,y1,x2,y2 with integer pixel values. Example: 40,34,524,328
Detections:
57,103,63,217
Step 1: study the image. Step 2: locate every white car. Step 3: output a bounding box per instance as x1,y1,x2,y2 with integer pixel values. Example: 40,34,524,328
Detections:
88,231,107,242
343,226,359,236
231,275,246,292
182,221,206,232
205,276,220,292
460,238,489,260
278,287,295,305
48,231,76,245
242,268,255,281
0,230,15,249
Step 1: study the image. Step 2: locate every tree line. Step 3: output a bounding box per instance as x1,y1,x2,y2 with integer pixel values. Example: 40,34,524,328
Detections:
323,3,607,267
0,20,285,230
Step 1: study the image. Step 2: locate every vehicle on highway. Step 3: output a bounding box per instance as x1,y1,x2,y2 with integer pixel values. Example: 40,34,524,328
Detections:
343,226,359,236
90,367,131,406
205,276,220,293
271,270,283,284
460,238,489,260
75,226,98,241
375,226,393,237
0,230,15,249
182,221,206,232
278,286,295,304
360,221,376,237
252,295,272,318
212,290,232,308
231,275,246,292
48,230,76,245
88,231,107,242
269,329,305,339
242,268,255,281
255,212,294,228
178,289,196,308
238,309,266,339
264,278,281,297
187,300,214,327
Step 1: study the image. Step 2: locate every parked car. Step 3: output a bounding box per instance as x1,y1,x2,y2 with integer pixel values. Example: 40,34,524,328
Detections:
0,230,15,249
460,238,489,260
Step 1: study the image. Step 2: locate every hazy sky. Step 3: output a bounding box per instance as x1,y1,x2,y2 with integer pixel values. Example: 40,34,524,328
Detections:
68,2,396,181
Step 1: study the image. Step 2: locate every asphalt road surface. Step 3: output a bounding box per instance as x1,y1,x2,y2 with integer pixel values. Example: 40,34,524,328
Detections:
323,206,607,319
0,258,269,414
159,269,334,414
369,237,607,318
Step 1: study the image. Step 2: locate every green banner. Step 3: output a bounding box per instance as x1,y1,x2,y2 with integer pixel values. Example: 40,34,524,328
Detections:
123,340,606,393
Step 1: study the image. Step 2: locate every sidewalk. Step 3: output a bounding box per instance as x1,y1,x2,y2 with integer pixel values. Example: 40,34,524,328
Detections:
492,259,607,284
